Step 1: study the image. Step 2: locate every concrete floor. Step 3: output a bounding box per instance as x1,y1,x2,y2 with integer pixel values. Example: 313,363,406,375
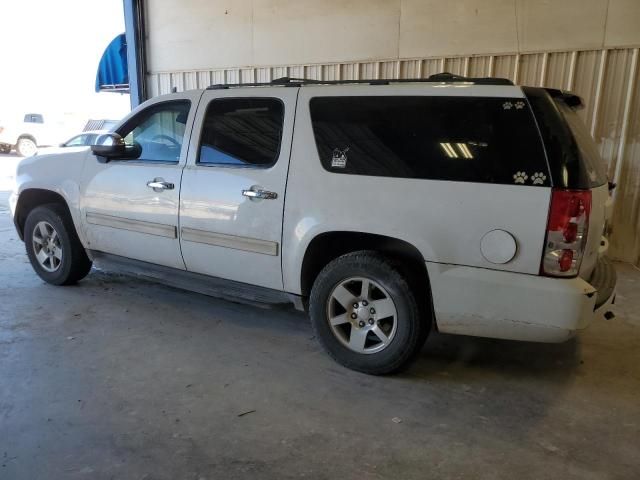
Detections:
1,168,639,479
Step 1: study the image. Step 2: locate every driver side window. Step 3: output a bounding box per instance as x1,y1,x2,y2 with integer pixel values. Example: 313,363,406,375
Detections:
120,100,191,163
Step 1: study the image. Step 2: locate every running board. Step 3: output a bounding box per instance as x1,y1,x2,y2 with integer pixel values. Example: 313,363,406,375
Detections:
90,251,302,310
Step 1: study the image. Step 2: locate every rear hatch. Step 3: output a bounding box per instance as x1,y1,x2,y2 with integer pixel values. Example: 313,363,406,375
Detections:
524,87,610,280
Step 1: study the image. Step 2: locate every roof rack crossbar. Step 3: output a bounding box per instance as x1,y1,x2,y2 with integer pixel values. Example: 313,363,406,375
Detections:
206,72,514,90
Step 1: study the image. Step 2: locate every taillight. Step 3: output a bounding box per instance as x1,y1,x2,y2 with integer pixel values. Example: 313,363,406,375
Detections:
541,189,591,277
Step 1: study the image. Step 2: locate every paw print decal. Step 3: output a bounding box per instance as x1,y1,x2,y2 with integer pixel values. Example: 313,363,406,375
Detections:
513,171,528,184
515,101,525,110
531,172,547,185
503,101,513,110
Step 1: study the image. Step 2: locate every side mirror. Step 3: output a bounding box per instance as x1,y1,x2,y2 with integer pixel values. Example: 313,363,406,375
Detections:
91,133,141,162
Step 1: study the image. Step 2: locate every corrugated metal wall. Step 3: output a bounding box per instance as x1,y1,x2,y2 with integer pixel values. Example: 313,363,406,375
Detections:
147,46,640,264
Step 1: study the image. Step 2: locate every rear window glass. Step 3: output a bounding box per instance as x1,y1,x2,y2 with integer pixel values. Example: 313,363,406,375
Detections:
556,102,608,188
523,87,607,189
309,96,549,186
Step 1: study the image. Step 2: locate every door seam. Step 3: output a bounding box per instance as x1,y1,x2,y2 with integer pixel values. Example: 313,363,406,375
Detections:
177,89,206,270
279,87,301,291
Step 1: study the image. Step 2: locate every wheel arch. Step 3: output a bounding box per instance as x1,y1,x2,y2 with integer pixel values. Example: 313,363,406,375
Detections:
17,133,38,144
299,231,435,322
14,189,74,241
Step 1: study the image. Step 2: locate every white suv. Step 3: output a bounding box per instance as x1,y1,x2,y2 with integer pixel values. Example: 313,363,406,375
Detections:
9,74,617,374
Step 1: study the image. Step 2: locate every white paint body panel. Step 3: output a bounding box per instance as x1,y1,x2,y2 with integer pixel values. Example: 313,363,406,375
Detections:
426,262,597,342
281,84,551,294
11,148,90,244
79,91,203,270
179,87,298,290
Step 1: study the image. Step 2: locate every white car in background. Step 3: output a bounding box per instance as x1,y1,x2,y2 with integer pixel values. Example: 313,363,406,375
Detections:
60,130,110,148
0,113,64,156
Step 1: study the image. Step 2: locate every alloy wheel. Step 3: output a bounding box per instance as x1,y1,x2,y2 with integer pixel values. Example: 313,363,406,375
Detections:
32,221,63,272
326,276,398,354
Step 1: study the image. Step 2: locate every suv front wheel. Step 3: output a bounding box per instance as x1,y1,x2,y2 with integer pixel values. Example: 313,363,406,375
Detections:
309,251,429,375
24,204,92,285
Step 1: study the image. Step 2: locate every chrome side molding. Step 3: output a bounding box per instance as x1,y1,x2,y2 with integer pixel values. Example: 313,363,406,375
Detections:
181,227,279,256
86,212,177,238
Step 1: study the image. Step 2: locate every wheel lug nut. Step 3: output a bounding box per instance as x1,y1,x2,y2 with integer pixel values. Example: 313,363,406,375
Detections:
358,320,366,328
353,303,359,309
370,308,375,314
362,300,368,306
350,313,358,320
368,318,374,325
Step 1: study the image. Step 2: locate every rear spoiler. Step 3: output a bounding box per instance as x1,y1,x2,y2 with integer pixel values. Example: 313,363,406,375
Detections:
544,88,584,109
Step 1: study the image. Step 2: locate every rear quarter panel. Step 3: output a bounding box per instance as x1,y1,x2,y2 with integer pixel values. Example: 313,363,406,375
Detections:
282,84,552,294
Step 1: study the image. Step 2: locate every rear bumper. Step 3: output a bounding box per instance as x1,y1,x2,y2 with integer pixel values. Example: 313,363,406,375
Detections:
426,257,616,343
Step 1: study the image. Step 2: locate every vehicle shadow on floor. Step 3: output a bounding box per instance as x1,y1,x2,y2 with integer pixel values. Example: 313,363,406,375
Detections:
414,330,581,379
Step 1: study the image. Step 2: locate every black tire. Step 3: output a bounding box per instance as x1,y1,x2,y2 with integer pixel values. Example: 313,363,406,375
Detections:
24,204,92,285
309,251,430,375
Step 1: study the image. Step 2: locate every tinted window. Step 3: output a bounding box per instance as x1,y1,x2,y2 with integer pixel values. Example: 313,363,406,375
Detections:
309,96,549,185
198,98,284,167
119,101,190,163
24,113,44,124
523,87,607,189
556,102,608,188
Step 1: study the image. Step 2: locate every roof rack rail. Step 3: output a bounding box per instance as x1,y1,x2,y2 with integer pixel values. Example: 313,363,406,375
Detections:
206,72,514,89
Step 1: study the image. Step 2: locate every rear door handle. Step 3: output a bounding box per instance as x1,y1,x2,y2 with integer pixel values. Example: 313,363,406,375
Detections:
242,187,278,200
147,179,174,191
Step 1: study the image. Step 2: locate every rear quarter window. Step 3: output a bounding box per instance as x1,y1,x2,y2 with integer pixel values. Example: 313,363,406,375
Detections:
523,87,607,189
309,96,549,186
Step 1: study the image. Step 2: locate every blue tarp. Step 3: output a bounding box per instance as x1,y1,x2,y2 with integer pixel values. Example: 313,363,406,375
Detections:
95,33,129,93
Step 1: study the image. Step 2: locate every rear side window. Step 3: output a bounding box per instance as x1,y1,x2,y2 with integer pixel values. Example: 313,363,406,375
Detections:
198,98,284,167
309,96,549,186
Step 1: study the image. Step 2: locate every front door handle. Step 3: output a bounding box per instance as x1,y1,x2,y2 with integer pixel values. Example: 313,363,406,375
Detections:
242,187,278,200
147,179,174,191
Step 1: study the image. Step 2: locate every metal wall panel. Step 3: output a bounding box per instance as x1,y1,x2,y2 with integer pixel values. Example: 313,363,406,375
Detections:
147,47,640,264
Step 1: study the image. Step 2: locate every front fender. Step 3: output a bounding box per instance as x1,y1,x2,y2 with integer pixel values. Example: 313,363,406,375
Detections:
14,150,90,245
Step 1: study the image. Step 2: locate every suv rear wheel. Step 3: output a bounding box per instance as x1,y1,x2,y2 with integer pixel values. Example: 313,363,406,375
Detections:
309,251,429,375
24,204,92,285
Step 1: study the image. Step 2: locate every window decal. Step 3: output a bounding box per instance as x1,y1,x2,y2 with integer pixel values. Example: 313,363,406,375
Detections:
331,147,349,168
513,171,528,184
531,172,547,185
